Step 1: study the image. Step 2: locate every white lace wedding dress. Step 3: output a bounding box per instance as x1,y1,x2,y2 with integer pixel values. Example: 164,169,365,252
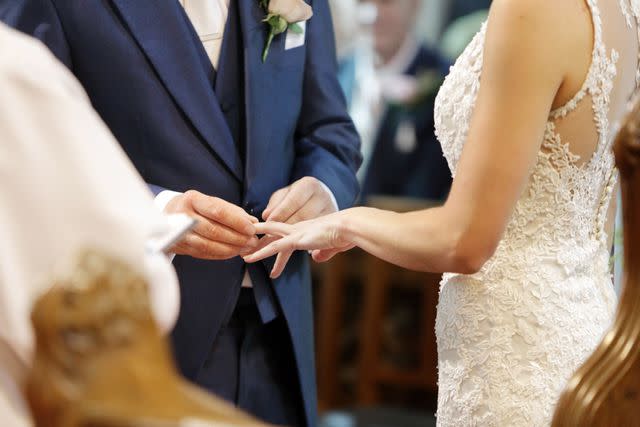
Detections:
433,0,640,425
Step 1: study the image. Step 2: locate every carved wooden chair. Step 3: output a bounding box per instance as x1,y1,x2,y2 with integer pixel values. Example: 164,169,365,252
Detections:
27,250,270,427
552,97,640,426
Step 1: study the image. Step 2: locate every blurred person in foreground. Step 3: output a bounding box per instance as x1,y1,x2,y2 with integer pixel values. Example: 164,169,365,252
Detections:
359,0,452,202
0,23,180,427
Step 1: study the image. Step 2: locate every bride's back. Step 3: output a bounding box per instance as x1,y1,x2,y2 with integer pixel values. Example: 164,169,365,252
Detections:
436,0,640,257
550,1,638,158
547,0,640,244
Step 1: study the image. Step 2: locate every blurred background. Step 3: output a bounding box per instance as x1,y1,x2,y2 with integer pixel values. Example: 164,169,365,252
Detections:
313,1,491,426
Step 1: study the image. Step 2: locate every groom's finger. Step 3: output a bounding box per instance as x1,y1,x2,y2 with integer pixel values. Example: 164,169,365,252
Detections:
263,186,290,220
192,214,259,248
191,195,255,235
254,221,294,237
286,194,326,224
267,184,313,223
175,233,246,260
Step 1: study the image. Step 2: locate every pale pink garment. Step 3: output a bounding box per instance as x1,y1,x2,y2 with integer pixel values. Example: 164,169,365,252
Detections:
0,23,180,426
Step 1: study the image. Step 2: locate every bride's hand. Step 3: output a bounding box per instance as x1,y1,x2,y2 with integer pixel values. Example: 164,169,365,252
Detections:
243,212,354,278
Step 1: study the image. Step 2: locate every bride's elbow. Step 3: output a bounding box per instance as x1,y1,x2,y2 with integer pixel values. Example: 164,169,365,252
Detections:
450,251,487,275
448,234,499,275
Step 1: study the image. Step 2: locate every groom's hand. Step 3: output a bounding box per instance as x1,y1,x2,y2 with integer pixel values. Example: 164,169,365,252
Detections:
263,177,337,224
164,190,259,260
255,177,337,272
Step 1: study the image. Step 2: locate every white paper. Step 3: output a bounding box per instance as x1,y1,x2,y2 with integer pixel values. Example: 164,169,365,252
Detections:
146,214,197,254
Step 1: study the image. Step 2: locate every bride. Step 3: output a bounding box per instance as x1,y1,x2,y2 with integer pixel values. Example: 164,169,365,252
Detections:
245,0,640,425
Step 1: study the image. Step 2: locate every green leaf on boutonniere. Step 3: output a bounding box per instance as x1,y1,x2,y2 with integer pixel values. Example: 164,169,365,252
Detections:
262,14,292,62
288,22,303,34
265,14,288,34
259,0,310,62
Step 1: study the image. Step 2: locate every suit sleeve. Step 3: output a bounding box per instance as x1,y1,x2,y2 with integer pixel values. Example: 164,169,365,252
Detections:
0,0,71,68
292,0,363,210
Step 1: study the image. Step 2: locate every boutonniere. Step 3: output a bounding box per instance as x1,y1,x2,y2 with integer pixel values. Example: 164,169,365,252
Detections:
259,0,313,62
381,71,445,110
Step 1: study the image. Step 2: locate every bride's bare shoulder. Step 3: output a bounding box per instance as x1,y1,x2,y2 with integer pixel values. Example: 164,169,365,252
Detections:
488,0,588,21
487,0,590,38
484,0,592,72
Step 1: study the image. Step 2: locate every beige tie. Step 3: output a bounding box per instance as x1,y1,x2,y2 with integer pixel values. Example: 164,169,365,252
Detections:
179,0,229,68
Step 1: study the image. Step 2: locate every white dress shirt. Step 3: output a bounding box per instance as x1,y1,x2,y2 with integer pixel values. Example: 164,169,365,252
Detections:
158,1,338,288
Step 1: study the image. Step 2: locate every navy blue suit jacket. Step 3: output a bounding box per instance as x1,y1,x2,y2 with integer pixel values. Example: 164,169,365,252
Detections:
361,45,451,201
1,1,361,425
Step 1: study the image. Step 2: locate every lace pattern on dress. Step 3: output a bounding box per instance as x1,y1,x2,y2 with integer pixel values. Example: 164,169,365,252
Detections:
432,0,620,425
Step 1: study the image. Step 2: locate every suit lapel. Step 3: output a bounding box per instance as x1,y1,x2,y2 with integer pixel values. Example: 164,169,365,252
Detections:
110,0,243,181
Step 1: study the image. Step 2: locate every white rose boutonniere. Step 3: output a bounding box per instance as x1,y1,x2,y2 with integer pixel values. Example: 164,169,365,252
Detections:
259,0,313,62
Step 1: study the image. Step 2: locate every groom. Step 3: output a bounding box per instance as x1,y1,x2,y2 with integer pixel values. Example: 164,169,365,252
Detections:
1,0,361,425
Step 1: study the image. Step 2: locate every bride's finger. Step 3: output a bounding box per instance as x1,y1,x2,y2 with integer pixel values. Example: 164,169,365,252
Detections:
311,249,338,263
243,235,296,263
254,221,294,237
240,234,278,257
252,235,279,252
312,244,355,263
270,250,293,278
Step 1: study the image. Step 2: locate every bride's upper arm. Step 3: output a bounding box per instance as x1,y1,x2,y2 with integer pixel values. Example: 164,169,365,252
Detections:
443,0,574,260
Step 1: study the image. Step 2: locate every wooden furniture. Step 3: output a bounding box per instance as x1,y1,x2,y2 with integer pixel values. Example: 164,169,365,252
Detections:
27,250,269,427
552,98,640,426
356,258,441,405
316,196,442,409
316,249,351,410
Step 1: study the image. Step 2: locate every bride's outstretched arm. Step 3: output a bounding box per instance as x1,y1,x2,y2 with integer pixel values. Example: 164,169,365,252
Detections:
246,0,589,278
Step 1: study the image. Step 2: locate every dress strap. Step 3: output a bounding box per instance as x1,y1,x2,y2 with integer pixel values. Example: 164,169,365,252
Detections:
549,0,611,120
618,0,640,87
550,0,621,177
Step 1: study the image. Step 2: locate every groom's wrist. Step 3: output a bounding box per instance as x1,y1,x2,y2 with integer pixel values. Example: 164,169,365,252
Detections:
155,190,183,213
317,180,339,212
